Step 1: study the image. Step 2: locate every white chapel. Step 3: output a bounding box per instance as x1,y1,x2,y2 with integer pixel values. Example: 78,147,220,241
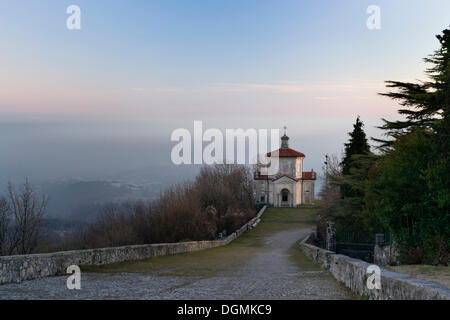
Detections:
254,132,316,207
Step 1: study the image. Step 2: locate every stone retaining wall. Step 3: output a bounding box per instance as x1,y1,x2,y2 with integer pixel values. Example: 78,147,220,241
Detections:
0,206,266,285
300,232,450,300
374,244,399,266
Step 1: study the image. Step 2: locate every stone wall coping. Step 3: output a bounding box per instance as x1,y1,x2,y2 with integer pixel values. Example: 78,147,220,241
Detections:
0,240,226,261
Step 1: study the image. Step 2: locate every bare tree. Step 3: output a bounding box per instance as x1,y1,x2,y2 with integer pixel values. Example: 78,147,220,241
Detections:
318,154,342,217
316,154,342,245
0,197,9,255
6,179,48,255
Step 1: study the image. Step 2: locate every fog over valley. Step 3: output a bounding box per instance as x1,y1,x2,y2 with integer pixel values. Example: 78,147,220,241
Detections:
0,114,387,226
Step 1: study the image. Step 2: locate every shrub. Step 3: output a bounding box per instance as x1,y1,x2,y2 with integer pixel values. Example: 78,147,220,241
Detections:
74,164,256,249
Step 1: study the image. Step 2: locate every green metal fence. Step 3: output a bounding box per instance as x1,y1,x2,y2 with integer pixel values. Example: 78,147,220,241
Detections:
336,229,391,245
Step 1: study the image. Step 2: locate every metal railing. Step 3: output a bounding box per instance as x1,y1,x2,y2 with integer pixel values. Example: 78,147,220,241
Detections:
336,230,391,245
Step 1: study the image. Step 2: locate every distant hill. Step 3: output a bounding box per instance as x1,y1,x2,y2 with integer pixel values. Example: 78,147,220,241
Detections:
38,164,201,223
40,180,155,222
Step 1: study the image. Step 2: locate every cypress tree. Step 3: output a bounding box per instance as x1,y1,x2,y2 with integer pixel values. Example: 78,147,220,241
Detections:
330,116,374,232
341,116,371,176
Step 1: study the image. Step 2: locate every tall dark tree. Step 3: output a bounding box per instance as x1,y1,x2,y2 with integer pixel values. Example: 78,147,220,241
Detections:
365,130,449,264
341,116,371,176
327,117,377,235
365,27,450,264
338,116,372,204
376,27,450,149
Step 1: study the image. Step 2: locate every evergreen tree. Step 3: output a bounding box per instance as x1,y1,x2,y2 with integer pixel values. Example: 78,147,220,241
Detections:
366,27,450,264
328,117,376,234
338,116,372,202
341,116,371,176
376,27,450,149
365,130,449,264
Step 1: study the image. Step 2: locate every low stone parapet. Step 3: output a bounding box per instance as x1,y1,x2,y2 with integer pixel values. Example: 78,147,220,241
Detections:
300,232,450,300
0,206,266,285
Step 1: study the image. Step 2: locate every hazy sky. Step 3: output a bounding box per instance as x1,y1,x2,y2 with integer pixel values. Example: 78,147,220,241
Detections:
1,0,449,185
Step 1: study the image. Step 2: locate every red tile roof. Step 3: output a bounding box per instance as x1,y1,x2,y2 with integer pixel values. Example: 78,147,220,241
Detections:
302,171,316,180
267,148,305,158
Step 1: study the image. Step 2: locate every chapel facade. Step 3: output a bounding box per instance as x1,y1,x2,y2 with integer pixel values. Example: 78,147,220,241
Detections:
254,133,316,207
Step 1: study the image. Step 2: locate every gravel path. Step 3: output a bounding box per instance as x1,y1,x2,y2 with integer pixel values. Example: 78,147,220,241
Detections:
0,228,354,300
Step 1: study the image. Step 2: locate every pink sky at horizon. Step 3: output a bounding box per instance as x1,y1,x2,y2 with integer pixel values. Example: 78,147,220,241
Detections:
0,79,403,119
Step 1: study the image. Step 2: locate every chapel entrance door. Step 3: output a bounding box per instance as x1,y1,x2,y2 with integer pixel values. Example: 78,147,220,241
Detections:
281,189,290,207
